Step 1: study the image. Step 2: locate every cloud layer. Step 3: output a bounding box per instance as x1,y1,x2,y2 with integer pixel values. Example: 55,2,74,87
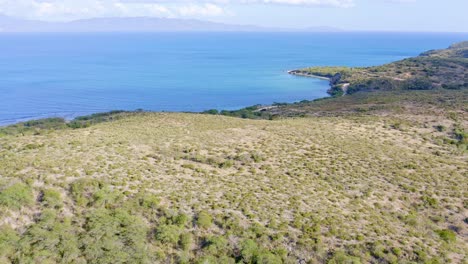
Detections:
0,0,355,21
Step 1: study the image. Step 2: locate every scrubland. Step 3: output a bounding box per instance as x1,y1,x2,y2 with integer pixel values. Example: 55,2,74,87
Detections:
0,107,466,263
1,41,467,264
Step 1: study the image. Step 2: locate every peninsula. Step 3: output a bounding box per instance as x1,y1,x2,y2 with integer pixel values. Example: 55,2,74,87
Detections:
289,41,468,96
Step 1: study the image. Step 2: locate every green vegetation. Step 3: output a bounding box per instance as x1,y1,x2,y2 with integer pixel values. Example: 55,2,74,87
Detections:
436,229,457,243
196,211,213,229
290,41,468,95
0,110,466,263
0,42,466,263
0,182,34,209
0,110,140,137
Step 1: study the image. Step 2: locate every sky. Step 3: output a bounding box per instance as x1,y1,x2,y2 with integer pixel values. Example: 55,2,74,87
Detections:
0,0,467,32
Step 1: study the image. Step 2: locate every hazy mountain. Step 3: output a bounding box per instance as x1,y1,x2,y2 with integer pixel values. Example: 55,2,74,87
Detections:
0,15,53,32
304,26,344,32
0,16,273,32
0,15,342,32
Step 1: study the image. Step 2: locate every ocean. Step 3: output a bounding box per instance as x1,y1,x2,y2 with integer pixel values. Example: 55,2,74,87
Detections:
0,32,467,125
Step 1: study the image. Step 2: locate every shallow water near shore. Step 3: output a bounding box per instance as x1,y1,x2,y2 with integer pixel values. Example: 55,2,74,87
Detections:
1,32,467,125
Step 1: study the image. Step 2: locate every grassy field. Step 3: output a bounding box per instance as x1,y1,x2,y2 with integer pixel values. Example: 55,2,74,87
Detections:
0,107,466,263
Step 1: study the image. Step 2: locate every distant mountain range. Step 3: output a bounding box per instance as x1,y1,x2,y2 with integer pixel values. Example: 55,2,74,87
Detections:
0,15,343,32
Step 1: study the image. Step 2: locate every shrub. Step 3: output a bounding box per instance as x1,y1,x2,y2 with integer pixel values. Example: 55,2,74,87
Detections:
251,152,264,163
241,239,259,263
219,160,234,169
178,250,192,264
40,188,63,209
92,187,123,208
256,252,282,264
422,195,438,208
174,213,190,227
402,78,434,90
436,229,456,243
0,182,34,209
15,210,81,263
180,233,193,251
435,125,446,132
155,225,181,244
196,255,218,264
70,178,105,206
81,208,149,263
137,193,160,210
0,225,19,258
391,247,402,257
328,251,361,264
204,236,229,255
202,109,219,115
218,256,236,264
196,211,213,229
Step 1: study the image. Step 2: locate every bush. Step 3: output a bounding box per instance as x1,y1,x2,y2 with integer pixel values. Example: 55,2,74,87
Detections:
137,193,160,210
436,229,456,243
0,182,34,209
196,255,218,264
0,225,19,258
328,251,361,264
202,109,219,115
81,208,149,263
435,125,446,132
40,188,63,209
204,236,229,255
180,233,193,251
219,159,234,169
174,213,190,227
196,211,213,229
256,252,282,264
402,78,434,90
155,225,181,244
422,195,438,208
70,178,105,206
241,239,259,263
13,210,82,263
92,187,123,208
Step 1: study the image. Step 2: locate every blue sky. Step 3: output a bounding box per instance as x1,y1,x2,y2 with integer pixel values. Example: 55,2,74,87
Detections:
0,0,467,32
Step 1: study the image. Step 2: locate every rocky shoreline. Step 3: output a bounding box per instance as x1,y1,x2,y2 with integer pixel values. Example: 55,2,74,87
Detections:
288,69,348,96
287,70,331,81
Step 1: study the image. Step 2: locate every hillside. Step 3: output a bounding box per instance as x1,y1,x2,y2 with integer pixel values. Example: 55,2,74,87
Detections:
0,109,467,264
0,42,467,263
289,41,468,96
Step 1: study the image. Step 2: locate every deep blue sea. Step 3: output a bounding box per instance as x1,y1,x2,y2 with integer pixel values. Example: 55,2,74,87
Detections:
0,32,467,125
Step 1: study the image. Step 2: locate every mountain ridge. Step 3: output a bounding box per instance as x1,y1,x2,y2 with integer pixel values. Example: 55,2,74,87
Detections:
0,15,343,32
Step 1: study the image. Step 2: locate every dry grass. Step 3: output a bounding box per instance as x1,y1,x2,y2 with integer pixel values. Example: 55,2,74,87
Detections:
0,112,466,263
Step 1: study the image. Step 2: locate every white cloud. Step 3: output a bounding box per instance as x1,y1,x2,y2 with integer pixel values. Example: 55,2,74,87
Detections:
178,4,224,16
0,0,355,21
384,0,416,3
120,0,353,5
238,0,354,7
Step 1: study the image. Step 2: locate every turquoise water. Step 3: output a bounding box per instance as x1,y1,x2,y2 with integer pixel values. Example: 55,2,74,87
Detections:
0,32,467,125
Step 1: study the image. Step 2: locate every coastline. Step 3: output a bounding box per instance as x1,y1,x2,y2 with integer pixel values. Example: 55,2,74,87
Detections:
1,72,332,127
287,70,331,81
